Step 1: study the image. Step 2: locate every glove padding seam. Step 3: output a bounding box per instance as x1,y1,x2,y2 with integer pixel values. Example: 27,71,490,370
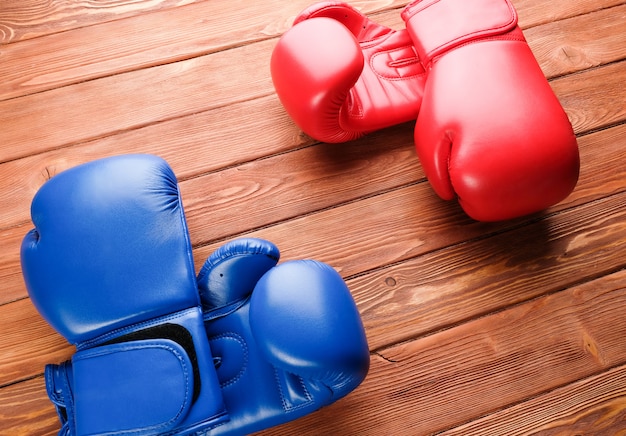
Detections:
209,332,249,388
273,368,314,413
76,307,200,350
369,46,425,81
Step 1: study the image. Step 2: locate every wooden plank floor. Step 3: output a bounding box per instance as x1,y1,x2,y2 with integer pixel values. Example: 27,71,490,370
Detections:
1,0,625,434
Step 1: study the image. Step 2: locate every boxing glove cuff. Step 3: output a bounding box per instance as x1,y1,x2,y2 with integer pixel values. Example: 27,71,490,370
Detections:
402,0,518,64
71,340,194,435
46,308,229,435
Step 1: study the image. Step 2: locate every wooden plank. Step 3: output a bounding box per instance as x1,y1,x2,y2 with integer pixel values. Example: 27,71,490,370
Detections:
566,123,626,209
349,191,626,350
193,180,463,272
0,224,30,305
0,94,308,229
0,375,59,435
0,0,408,101
0,37,276,164
513,0,626,28
179,123,420,246
259,269,626,434
527,3,626,78
553,61,626,134
2,121,625,307
0,298,71,387
440,364,626,435
0,0,206,44
189,118,626,274
1,25,622,168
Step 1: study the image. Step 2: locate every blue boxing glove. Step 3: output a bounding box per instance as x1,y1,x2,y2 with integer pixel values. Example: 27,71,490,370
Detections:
21,155,228,435
198,238,370,434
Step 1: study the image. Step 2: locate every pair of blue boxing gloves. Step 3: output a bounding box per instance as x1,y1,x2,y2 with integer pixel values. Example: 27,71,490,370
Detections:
20,154,370,435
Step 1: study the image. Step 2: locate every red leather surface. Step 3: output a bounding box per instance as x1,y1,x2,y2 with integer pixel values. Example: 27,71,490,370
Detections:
403,0,579,221
402,0,517,64
271,3,425,143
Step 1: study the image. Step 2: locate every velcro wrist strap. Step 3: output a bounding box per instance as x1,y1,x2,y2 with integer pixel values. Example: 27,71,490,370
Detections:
45,362,74,434
198,238,279,312
72,339,194,436
401,0,517,64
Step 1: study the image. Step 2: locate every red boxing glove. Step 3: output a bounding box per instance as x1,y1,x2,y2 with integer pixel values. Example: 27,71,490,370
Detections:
271,2,426,143
402,0,580,221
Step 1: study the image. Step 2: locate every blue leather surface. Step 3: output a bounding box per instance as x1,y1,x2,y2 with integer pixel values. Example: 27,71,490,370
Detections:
21,154,199,344
72,339,193,434
21,154,228,435
22,155,368,435
198,238,370,435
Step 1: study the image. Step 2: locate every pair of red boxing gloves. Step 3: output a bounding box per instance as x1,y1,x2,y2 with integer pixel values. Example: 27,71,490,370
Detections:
271,0,580,222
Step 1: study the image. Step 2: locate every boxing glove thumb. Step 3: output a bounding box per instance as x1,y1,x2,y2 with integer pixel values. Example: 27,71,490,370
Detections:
271,2,425,143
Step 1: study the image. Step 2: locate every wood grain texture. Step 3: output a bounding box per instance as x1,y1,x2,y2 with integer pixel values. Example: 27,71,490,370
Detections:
513,0,626,27
350,192,626,350
0,298,70,387
1,93,623,305
0,0,625,434
552,61,626,134
1,0,622,101
0,376,60,435
0,94,307,228
0,18,623,172
1,0,621,45
0,38,276,163
0,0,408,100
0,0,204,44
440,364,626,435
527,3,626,78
